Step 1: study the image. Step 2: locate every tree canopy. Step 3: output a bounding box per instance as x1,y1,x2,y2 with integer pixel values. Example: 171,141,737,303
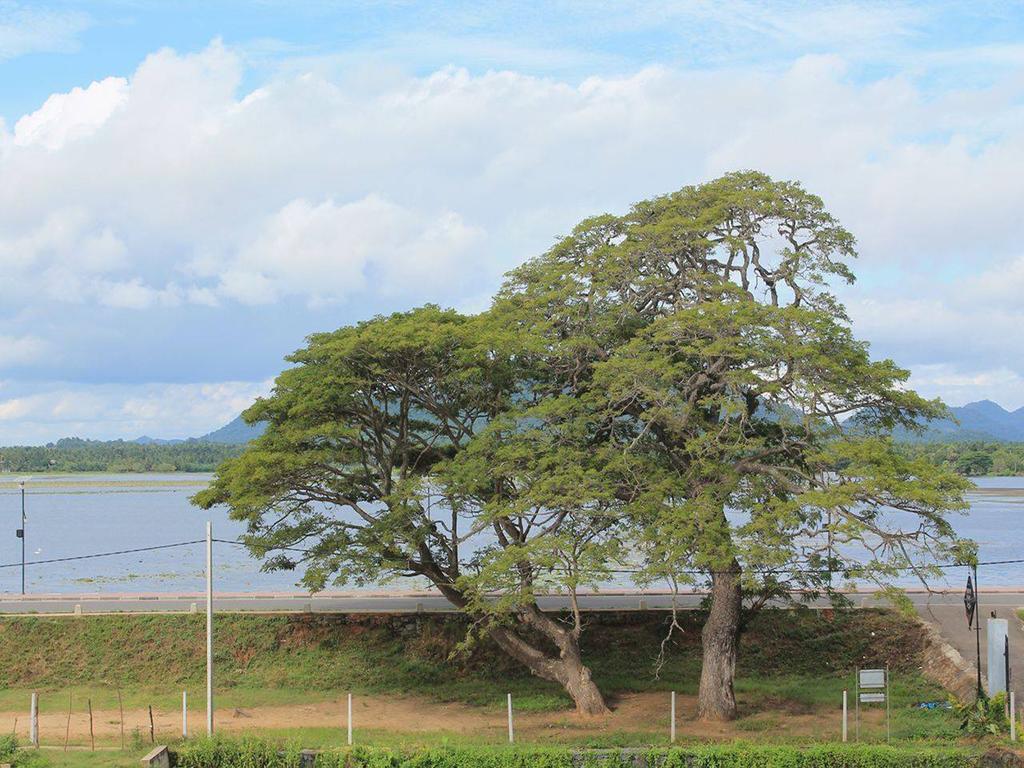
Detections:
195,171,972,719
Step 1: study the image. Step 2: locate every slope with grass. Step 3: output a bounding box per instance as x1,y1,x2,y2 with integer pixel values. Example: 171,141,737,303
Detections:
0,609,959,749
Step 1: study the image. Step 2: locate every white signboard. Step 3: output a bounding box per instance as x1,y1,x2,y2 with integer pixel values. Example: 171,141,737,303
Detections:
859,669,886,689
859,692,885,703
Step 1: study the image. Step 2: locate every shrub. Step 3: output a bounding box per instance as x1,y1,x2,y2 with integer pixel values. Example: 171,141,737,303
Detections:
172,741,979,768
953,693,1009,738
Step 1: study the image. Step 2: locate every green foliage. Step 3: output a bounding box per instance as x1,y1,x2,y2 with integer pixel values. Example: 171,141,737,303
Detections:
896,442,1024,477
175,736,305,768
0,733,16,759
0,438,241,473
953,693,1009,737
194,171,973,713
171,742,978,768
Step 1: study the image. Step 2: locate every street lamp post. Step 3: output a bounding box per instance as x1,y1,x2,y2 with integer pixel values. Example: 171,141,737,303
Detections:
18,480,25,595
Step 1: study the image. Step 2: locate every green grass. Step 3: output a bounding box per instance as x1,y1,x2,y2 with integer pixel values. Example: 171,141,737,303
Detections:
0,609,932,711
0,609,962,750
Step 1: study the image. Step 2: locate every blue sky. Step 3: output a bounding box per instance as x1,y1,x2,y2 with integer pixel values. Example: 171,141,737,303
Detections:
1,1,1024,442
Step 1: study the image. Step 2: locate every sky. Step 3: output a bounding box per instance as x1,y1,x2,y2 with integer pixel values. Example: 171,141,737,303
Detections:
1,1,1024,444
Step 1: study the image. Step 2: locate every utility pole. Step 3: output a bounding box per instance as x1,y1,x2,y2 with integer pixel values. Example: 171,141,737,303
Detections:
975,564,983,698
965,567,982,698
18,480,25,595
206,521,213,735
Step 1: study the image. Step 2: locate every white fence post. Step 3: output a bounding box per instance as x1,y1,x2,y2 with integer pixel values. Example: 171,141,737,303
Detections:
30,692,38,747
347,693,353,746
507,693,514,743
206,521,214,736
182,690,188,738
1012,692,1017,742
670,691,676,743
842,689,848,742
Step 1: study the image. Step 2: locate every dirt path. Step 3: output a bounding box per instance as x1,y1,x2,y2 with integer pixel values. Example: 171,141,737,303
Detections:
4,691,871,746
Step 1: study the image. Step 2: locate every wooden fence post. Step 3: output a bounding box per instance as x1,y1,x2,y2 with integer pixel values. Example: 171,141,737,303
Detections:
117,689,125,750
63,694,71,753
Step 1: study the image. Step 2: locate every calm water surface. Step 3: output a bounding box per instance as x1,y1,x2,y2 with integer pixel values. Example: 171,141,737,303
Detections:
0,473,1020,593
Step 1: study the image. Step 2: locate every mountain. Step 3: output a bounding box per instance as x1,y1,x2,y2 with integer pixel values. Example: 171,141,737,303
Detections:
193,415,266,445
898,400,1024,443
129,415,265,446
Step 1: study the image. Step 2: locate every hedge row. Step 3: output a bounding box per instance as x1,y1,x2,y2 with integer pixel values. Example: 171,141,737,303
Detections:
173,741,980,768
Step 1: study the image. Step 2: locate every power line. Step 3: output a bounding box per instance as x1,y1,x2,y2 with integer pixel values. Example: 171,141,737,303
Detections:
213,537,1024,576
0,540,205,569
3,535,1024,578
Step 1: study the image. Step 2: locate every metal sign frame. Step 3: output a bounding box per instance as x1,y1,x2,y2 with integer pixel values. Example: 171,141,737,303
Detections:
854,666,890,742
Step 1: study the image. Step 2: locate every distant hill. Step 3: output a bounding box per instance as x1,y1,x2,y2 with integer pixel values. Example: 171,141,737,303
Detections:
187,401,1024,446
898,400,1024,443
194,415,265,445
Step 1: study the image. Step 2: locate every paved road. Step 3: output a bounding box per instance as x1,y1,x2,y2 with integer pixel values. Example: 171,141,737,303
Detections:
0,589,1020,617
915,597,1024,689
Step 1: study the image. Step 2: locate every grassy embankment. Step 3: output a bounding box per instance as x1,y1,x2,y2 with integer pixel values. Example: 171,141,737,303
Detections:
0,608,957,753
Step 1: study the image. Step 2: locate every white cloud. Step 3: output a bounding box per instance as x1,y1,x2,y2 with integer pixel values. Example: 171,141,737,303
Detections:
211,195,483,305
2,34,1024,431
0,379,272,444
2,42,1021,323
0,335,48,368
908,364,1024,410
14,77,128,150
94,278,181,310
0,2,90,61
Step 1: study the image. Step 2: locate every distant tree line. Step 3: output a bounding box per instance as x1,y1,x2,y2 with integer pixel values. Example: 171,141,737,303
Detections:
0,438,243,473
2,436,1014,477
896,441,1024,477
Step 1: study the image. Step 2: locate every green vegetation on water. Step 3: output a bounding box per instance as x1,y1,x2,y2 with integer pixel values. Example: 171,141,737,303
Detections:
0,439,241,473
0,439,1019,477
896,442,1024,477
1,439,1020,477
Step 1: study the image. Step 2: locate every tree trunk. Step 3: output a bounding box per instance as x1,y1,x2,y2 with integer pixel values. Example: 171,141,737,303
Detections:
490,624,610,716
697,565,742,721
430,580,610,715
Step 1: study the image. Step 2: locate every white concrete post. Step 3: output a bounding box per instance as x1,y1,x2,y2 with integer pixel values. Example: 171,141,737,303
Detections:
206,521,214,736
30,692,38,746
670,691,676,743
507,693,514,743
347,693,353,745
988,617,1009,696
842,689,848,742
182,690,187,738
1011,692,1017,742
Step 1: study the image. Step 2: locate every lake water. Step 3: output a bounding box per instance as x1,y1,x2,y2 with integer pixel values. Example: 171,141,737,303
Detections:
0,473,1021,594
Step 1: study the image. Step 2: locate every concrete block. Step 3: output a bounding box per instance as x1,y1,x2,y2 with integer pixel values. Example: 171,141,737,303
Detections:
140,745,169,768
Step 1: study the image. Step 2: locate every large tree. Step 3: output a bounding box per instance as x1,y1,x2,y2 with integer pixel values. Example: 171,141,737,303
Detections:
193,305,621,714
489,171,972,720
196,171,971,721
